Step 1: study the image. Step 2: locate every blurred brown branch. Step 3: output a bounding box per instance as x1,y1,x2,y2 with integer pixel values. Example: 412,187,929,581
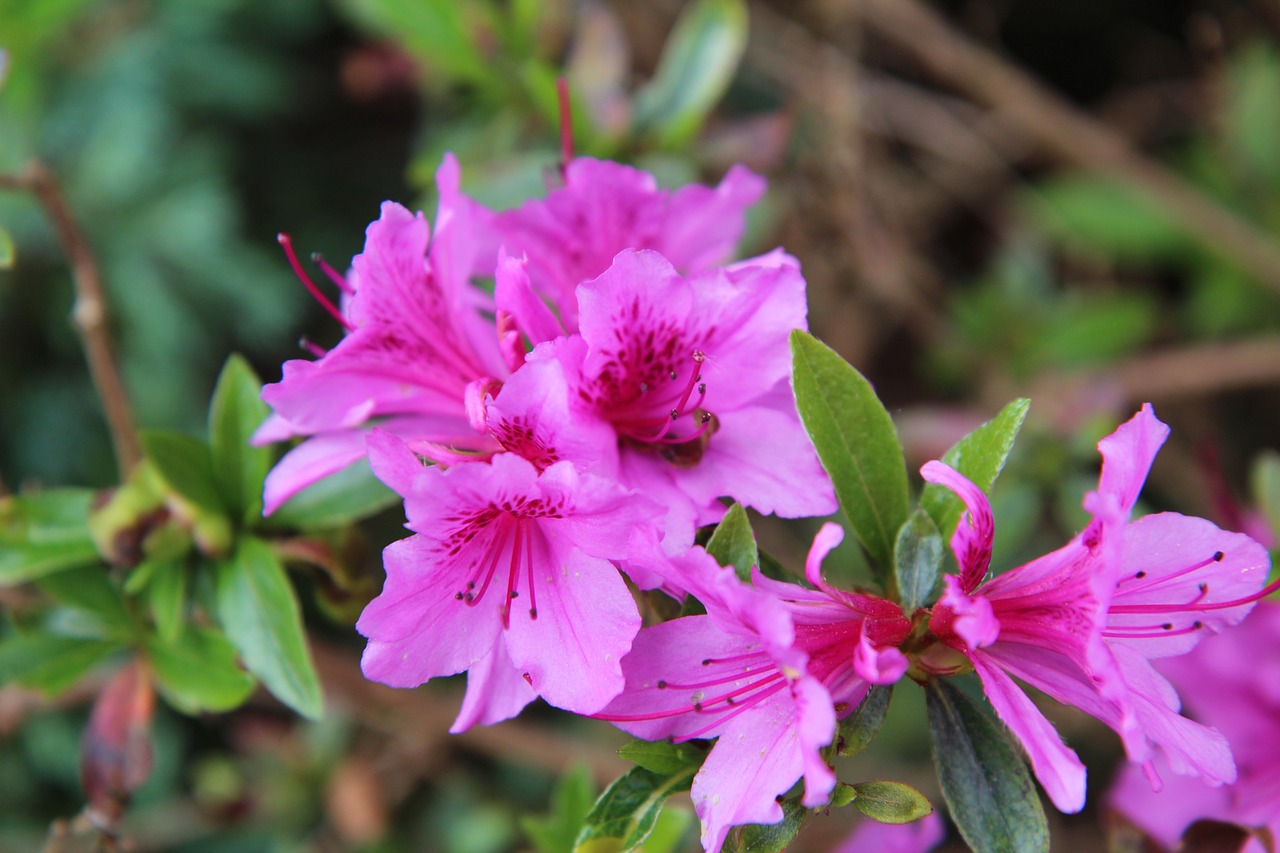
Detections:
0,161,141,478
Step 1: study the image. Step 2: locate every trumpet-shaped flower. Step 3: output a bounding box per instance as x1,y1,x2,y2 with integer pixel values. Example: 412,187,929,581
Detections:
597,526,910,851
919,405,1273,813
357,431,663,727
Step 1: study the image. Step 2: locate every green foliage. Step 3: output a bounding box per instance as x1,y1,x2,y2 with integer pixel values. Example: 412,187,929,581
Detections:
146,626,255,714
893,509,943,612
139,430,224,514
1225,42,1280,190
523,765,598,853
837,685,894,759
208,354,272,523
926,679,1048,853
0,226,13,269
705,502,758,582
265,456,399,529
847,781,932,824
35,565,135,641
0,488,100,584
724,798,807,852
1022,175,1187,261
791,330,909,575
575,763,699,853
1252,450,1280,543
0,632,123,695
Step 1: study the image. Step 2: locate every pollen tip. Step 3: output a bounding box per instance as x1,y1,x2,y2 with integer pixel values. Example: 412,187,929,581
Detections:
529,607,538,620
1136,571,1147,579
309,251,323,264
522,672,533,686
656,680,668,689
276,232,290,245
1193,621,1203,629
1162,623,1173,630
701,659,711,666
1213,550,1225,562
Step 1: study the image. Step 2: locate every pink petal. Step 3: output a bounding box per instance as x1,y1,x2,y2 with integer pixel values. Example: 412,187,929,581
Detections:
792,676,838,807
804,523,844,588
449,634,539,733
493,248,562,347
920,460,993,592
263,432,370,515
835,812,945,853
1095,404,1170,519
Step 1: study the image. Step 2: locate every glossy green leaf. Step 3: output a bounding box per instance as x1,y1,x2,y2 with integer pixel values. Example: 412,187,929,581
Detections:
35,565,134,640
836,684,893,758
926,679,1048,853
574,763,698,853
921,398,1030,540
1252,450,1280,543
214,535,322,719
725,798,807,853
631,0,747,148
616,740,705,777
705,503,758,582
894,509,943,611
791,330,909,574
0,632,122,694
850,781,933,824
146,626,255,715
208,354,272,523
0,489,100,584
0,226,14,269
140,429,224,514
522,766,597,853
266,457,399,530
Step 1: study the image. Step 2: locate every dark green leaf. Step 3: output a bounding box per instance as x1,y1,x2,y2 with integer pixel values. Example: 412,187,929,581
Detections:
706,503,758,582
631,0,747,148
837,684,893,758
725,798,807,853
574,764,698,853
0,489,100,584
35,565,134,640
850,781,933,824
208,354,272,522
0,632,122,694
140,430,225,514
146,626,255,714
616,740,705,776
522,765,598,853
894,509,943,611
926,678,1048,853
921,398,1030,540
790,330,909,574
214,536,322,718
266,457,399,530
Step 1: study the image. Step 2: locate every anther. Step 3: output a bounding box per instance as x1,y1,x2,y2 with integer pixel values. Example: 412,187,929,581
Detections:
656,680,668,689
529,607,538,620
465,593,475,602
510,591,519,599
670,370,679,381
454,592,464,600
1135,571,1147,579
1213,551,1225,562
1162,623,1173,630
701,659,711,666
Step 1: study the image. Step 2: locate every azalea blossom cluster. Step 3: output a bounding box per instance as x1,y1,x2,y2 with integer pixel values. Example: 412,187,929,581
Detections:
256,154,1275,851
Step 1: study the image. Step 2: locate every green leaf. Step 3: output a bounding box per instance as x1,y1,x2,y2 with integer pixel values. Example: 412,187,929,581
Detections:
340,0,494,87
266,457,399,530
725,798,807,853
0,489,101,584
1022,174,1187,261
214,536,322,719
616,740,705,777
146,626,255,714
208,354,272,523
641,808,694,853
0,632,122,694
894,509,943,611
850,781,933,824
790,330,909,573
1252,450,1280,543
705,503,758,582
35,565,134,640
631,0,748,149
0,226,14,269
1226,43,1280,188
146,559,187,643
837,684,893,758
523,765,597,853
574,764,698,853
926,678,1048,853
921,398,1030,540
140,429,225,514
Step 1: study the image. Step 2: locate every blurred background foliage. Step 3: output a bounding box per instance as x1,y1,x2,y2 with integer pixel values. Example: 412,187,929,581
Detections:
2,0,1279,850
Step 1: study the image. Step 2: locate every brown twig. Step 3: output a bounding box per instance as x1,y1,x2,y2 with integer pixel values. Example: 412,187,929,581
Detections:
856,0,1280,296
0,161,141,477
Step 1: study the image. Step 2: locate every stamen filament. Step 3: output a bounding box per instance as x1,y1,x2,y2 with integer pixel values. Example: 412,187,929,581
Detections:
673,681,789,742
1109,575,1280,615
278,233,354,331
310,252,354,295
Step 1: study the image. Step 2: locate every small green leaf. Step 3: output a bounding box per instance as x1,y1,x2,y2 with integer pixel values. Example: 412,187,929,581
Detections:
631,0,748,148
146,626,255,714
894,510,943,611
705,503,758,582
1022,174,1187,261
574,764,698,853
146,559,187,643
837,684,893,758
790,330,909,574
921,398,1030,540
0,226,14,269
0,632,122,694
522,765,597,853
341,0,494,87
829,783,858,809
266,457,399,530
214,536,322,719
641,808,694,853
725,798,807,853
0,489,100,584
208,354,272,522
617,740,705,776
140,430,224,514
850,781,933,824
926,678,1048,853
1252,450,1280,543
35,565,134,640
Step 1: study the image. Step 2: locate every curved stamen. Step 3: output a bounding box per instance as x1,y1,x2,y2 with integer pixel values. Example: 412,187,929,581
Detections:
298,336,327,358
501,519,525,629
673,680,790,742
1115,551,1223,595
1109,575,1280,615
278,233,354,332
1103,622,1204,640
310,252,354,296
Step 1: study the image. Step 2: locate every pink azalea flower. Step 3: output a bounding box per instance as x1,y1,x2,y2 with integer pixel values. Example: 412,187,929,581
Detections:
536,248,836,550
596,526,911,851
834,812,945,853
257,155,509,513
919,405,1274,813
357,430,663,727
1107,602,1280,852
491,157,765,331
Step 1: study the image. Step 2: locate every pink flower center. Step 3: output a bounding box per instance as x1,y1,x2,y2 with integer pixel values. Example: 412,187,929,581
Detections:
448,511,560,629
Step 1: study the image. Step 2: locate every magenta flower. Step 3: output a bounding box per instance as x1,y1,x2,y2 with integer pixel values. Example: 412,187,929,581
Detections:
1107,602,1280,851
492,157,765,331
835,812,945,853
536,248,835,550
919,405,1273,813
597,526,910,851
356,430,663,728
257,155,508,513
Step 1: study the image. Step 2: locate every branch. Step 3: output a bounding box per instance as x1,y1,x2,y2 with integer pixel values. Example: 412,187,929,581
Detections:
0,162,141,476
856,0,1280,296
